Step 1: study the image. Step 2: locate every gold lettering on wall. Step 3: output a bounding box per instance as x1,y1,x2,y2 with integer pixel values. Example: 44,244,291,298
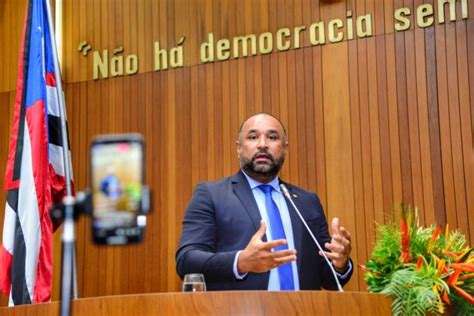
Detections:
394,8,411,31
395,0,468,31
356,14,372,38
417,4,435,28
276,28,291,51
328,19,344,43
83,1,469,79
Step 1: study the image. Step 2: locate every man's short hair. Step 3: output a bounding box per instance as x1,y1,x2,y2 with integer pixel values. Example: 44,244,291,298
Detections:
237,112,287,142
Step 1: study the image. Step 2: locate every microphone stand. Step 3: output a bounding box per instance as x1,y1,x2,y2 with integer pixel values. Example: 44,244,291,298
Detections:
280,184,344,292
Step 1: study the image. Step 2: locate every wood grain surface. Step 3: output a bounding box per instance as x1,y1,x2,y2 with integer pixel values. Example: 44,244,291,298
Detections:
0,0,472,305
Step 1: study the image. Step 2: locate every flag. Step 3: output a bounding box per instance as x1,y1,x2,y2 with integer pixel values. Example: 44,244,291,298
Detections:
0,0,72,305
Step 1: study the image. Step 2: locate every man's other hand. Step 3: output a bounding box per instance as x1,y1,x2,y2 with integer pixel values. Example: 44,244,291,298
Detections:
321,217,352,272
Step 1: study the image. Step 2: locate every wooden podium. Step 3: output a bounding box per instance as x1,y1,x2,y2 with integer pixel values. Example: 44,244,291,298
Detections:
0,291,392,315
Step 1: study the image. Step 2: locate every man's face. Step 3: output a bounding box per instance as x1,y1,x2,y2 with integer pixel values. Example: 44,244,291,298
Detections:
237,114,288,181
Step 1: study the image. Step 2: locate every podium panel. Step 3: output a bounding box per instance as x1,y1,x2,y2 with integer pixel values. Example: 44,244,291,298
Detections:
0,291,392,315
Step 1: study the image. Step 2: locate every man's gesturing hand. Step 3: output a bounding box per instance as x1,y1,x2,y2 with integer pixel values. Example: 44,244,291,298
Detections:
237,221,297,274
321,217,352,272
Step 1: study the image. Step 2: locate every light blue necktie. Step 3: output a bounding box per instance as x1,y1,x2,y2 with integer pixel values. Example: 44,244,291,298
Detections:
257,185,295,290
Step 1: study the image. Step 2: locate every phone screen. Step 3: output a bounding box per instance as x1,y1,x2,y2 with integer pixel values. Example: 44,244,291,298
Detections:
90,136,144,244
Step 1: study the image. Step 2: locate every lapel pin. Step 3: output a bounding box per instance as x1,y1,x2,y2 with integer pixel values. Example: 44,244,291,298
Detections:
292,193,298,198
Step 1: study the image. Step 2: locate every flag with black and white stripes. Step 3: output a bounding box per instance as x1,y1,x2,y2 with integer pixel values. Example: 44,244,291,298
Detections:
0,0,72,305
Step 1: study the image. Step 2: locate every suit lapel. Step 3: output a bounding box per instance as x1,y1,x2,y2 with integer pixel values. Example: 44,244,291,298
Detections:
231,171,262,233
281,181,303,274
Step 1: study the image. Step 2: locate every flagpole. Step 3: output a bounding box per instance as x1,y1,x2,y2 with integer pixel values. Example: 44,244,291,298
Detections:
44,0,79,312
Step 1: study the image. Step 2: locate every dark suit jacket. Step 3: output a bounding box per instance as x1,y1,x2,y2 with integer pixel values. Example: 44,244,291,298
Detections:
176,171,352,290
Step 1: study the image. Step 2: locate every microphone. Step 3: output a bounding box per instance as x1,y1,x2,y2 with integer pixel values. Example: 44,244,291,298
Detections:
280,184,344,292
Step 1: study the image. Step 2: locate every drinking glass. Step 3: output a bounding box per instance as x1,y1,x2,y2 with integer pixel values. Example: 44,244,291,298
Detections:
182,273,206,292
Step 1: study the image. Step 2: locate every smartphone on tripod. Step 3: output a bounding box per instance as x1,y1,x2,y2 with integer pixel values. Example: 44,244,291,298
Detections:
90,134,145,245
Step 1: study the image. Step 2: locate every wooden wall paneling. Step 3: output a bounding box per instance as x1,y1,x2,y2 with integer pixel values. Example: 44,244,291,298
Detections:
247,1,265,113
158,70,169,292
76,82,88,296
0,1,8,89
205,63,216,180
385,32,403,212
86,81,100,297
63,0,71,82
172,69,185,288
137,0,146,71
312,47,327,209
348,35,367,290
405,29,425,221
303,48,316,193
321,40,357,291
142,72,154,294
245,56,256,120
435,24,457,227
294,0,303,44
466,20,474,244
414,27,436,225
357,37,376,253
295,48,308,190
106,78,118,294
103,80,115,296
295,0,308,189
65,0,76,82
151,0,159,67
93,0,101,51
367,36,384,224
166,68,177,290
455,18,473,244
446,22,469,237
271,0,284,118
275,51,288,178
270,51,281,118
424,26,446,226
11,0,24,88
286,52,299,183
83,0,92,83
375,35,394,219
395,29,414,205
221,59,232,176
181,66,193,232
261,53,271,112
188,0,200,66
254,54,264,114
0,2,5,91
470,0,474,19
127,75,139,295
211,1,227,179
229,60,240,174
2,0,474,306
373,0,384,36
151,70,163,293
190,66,199,186
214,64,225,179
97,80,108,297
261,0,273,112
95,0,107,297
196,66,206,181
301,0,311,48
228,0,240,177
103,0,113,52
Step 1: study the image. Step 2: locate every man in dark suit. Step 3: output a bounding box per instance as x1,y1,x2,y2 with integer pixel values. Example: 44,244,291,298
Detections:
176,113,352,290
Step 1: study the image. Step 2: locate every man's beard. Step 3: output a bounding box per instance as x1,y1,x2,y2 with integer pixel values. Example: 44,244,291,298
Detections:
240,151,285,180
